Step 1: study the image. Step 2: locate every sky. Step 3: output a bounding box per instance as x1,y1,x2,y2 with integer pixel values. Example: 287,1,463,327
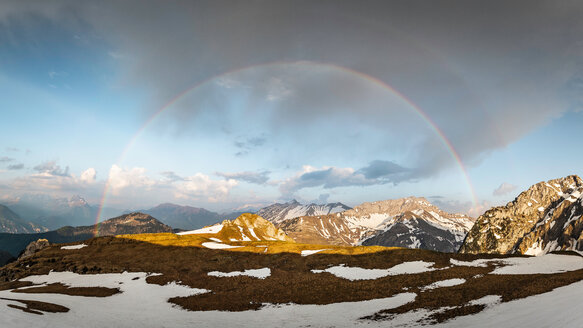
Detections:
1,0,582,217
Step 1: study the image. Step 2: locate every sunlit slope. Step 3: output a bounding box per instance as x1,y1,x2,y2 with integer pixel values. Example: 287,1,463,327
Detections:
118,213,394,255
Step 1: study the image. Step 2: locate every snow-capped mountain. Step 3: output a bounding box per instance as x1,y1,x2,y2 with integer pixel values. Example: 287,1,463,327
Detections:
278,197,475,252
460,175,583,255
256,200,351,224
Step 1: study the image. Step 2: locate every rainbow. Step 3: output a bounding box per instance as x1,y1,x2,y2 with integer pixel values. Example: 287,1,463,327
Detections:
94,61,478,236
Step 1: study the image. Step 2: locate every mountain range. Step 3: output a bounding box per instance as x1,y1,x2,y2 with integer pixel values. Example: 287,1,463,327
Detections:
278,197,475,252
140,203,223,230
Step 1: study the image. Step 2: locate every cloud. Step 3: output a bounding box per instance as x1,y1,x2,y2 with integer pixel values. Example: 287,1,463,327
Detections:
7,163,24,170
175,173,238,202
216,171,270,185
106,165,238,203
0,157,14,163
4,1,583,185
5,147,19,152
160,171,184,182
357,160,409,180
493,182,518,196
33,161,70,177
280,162,402,197
80,168,96,183
233,135,267,157
107,165,154,195
467,201,492,218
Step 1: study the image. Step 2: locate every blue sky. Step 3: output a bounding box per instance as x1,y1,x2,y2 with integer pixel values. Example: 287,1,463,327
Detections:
1,1,582,216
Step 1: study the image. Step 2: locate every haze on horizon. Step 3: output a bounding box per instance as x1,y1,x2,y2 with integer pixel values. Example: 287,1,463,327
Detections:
1,0,582,217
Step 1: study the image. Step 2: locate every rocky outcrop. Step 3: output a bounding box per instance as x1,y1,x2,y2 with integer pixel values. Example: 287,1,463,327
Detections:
257,200,351,224
19,239,50,259
460,175,583,255
278,214,361,246
278,197,475,252
180,213,294,243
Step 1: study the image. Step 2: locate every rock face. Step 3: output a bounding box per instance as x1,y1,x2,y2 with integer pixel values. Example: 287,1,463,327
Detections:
279,197,475,252
19,239,50,259
257,200,351,224
460,175,583,255
0,204,48,233
278,214,360,246
182,213,294,242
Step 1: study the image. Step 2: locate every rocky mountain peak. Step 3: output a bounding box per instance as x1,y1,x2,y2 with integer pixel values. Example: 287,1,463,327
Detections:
68,195,88,207
460,175,583,255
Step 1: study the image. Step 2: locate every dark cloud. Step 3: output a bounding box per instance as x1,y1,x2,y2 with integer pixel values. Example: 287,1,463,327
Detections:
33,161,70,177
280,160,410,196
233,135,267,157
216,171,270,185
357,160,408,180
160,171,184,182
4,1,583,181
7,163,24,170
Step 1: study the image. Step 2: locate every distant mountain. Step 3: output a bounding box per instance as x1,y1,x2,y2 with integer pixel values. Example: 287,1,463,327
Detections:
178,213,293,242
141,203,222,230
278,197,475,252
0,212,171,257
460,175,583,255
6,194,122,230
257,200,351,224
0,204,48,233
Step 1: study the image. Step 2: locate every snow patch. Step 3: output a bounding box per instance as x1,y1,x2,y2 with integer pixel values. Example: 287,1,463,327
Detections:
60,244,87,250
301,249,330,256
311,261,435,280
177,224,223,235
208,268,271,279
421,278,466,291
201,242,243,249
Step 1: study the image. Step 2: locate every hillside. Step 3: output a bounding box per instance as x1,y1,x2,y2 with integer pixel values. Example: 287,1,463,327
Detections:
0,212,171,257
0,230,582,326
460,175,583,255
0,205,47,234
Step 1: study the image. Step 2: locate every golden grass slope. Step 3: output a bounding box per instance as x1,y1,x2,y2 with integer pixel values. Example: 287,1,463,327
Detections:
118,233,393,255
118,213,395,255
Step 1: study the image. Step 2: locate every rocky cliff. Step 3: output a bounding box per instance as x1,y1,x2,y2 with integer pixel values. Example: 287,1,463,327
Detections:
460,175,583,255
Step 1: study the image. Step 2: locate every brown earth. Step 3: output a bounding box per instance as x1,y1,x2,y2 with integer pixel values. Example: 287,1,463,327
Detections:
1,297,69,314
0,236,581,324
12,283,120,297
